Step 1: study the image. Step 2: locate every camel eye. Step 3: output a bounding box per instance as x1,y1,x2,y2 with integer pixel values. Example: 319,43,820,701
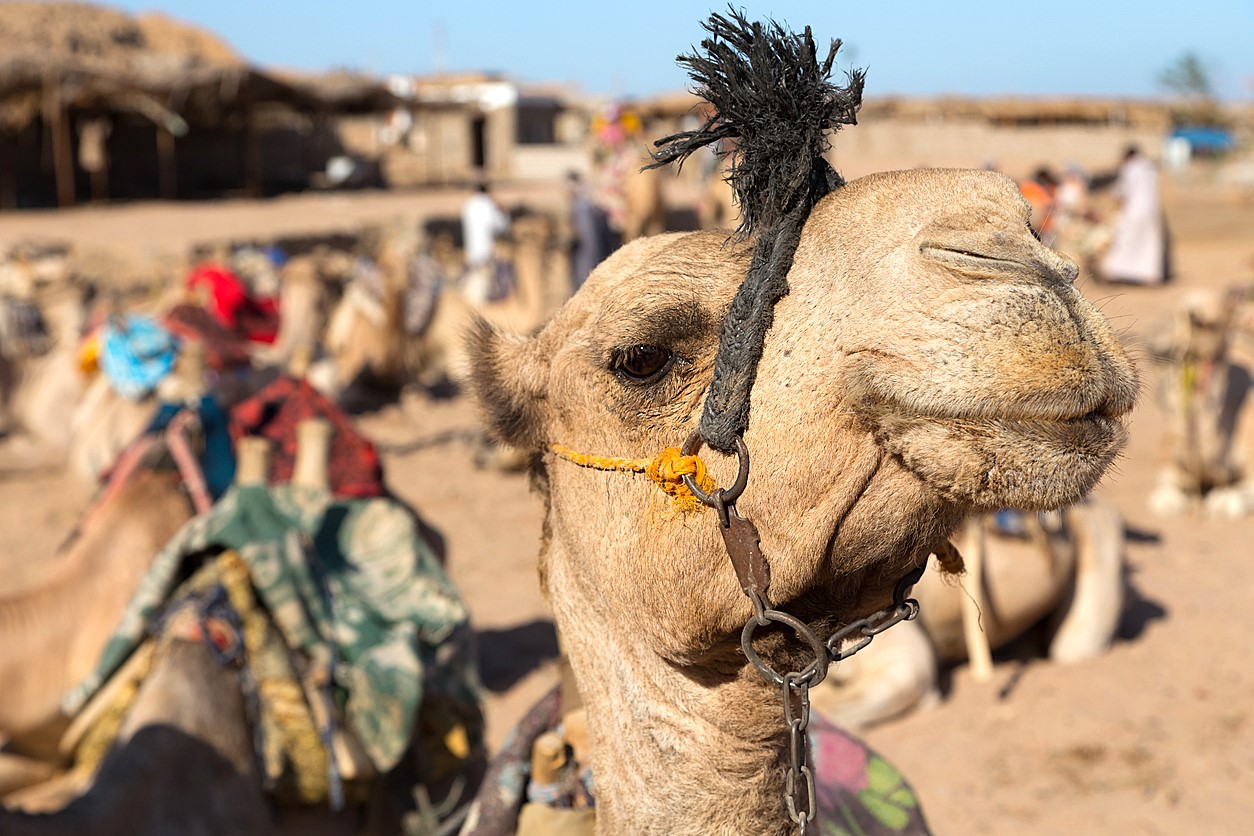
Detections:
612,344,673,383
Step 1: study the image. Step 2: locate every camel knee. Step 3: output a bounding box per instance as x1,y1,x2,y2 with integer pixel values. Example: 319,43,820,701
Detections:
1049,495,1126,664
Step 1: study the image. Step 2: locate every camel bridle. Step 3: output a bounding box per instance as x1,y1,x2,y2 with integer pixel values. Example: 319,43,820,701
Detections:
679,429,928,833
645,13,931,833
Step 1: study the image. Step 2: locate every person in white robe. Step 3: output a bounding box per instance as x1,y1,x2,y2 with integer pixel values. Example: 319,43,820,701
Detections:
460,184,511,304
1099,146,1167,285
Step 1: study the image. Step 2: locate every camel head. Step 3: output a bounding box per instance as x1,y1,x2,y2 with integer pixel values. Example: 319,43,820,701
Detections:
471,167,1136,664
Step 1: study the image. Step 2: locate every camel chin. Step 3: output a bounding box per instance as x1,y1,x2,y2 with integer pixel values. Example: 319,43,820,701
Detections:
871,410,1128,511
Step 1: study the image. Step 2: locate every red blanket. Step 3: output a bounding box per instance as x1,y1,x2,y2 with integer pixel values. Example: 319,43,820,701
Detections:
229,376,384,498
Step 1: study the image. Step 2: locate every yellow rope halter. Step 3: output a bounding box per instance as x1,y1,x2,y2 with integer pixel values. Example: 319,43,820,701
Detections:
548,443,717,513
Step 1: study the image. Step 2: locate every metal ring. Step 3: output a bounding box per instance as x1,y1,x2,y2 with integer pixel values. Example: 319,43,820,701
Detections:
740,608,830,689
680,429,750,507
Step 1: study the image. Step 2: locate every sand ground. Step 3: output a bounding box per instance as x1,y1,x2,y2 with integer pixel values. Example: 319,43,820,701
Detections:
1,171,1252,834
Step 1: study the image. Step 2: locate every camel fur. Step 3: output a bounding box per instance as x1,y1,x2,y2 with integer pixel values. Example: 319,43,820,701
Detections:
469,167,1137,834
0,469,193,741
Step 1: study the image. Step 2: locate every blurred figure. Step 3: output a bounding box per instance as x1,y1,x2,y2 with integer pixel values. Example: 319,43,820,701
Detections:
1054,164,1111,278
460,183,510,304
1098,145,1167,285
1019,166,1059,247
1056,163,1092,222
566,171,615,293
1147,286,1254,517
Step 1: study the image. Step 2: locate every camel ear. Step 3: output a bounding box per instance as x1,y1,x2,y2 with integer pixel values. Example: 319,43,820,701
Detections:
467,317,548,450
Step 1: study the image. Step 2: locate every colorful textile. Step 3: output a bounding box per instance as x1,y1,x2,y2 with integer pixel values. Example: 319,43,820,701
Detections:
187,263,280,344
458,686,930,836
161,303,254,370
229,375,385,499
147,397,236,500
66,484,482,773
405,252,444,336
99,315,179,400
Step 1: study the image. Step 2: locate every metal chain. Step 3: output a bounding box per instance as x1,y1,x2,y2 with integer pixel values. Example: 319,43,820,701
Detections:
782,672,816,833
686,431,928,834
757,564,923,836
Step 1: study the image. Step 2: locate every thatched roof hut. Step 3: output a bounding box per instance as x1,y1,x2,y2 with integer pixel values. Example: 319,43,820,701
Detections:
0,3,400,209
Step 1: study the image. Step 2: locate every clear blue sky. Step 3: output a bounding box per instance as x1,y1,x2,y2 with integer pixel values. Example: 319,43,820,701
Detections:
109,0,1252,101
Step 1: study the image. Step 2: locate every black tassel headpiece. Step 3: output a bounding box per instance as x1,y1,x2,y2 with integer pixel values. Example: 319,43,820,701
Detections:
648,8,864,453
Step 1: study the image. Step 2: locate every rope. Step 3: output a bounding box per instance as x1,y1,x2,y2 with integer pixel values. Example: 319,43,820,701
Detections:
216,551,330,805
166,409,215,515
548,444,717,513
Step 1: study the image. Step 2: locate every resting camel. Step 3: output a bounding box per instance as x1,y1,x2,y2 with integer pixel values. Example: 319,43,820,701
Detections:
0,464,194,804
809,494,1126,730
469,165,1136,833
2,430,480,833
1146,286,1254,517
322,213,565,397
616,156,666,243
65,257,329,486
0,259,91,470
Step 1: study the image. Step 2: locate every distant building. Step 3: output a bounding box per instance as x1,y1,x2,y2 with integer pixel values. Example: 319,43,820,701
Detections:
0,4,400,209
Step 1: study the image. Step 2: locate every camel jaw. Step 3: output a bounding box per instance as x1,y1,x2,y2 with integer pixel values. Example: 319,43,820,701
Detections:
864,404,1129,511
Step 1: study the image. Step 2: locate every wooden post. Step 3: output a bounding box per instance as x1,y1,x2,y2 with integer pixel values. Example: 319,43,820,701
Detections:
235,437,271,486
0,150,14,210
958,515,995,682
44,77,75,208
293,419,333,491
243,114,262,198
156,127,177,200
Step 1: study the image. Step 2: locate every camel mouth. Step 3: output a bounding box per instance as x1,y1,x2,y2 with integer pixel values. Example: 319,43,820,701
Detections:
867,390,1130,429
860,396,1130,510
964,410,1124,445
899,403,1127,449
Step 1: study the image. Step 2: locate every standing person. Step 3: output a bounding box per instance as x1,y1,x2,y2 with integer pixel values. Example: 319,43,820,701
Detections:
1099,145,1167,285
460,183,510,304
566,172,615,293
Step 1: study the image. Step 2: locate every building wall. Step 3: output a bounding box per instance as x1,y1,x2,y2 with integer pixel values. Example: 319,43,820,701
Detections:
511,144,589,181
833,119,1166,180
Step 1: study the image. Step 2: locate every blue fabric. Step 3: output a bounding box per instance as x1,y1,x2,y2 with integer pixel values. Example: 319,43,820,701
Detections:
146,396,237,500
100,316,179,400
262,245,287,268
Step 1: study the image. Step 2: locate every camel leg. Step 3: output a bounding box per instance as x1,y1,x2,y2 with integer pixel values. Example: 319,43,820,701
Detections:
1147,465,1195,517
1047,494,1126,664
808,618,939,730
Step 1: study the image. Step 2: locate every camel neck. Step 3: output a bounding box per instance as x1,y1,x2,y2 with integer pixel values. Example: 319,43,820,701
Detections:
552,564,795,835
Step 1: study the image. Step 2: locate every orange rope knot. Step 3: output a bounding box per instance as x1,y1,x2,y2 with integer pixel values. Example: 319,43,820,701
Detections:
548,443,718,513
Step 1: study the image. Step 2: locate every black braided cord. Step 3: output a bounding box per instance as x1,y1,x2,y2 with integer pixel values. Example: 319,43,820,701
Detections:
647,8,864,453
